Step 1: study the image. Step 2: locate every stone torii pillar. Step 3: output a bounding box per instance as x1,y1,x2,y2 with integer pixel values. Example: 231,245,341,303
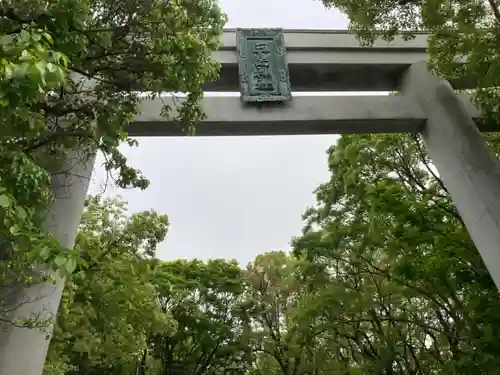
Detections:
0,74,97,375
402,61,500,291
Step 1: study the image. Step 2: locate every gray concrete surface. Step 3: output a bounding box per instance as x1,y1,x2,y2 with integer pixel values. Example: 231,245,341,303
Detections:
0,149,95,375
198,29,472,91
130,94,481,136
402,61,500,292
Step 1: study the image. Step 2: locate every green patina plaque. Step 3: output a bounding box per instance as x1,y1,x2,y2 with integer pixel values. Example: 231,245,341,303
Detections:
236,28,292,103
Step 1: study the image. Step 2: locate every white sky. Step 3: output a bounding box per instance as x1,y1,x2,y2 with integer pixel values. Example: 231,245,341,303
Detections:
91,0,351,266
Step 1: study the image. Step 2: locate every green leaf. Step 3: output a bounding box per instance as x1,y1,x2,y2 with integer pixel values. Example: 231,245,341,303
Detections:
42,32,53,45
19,29,31,43
19,50,33,62
16,206,28,220
9,225,20,236
39,247,51,260
46,63,57,73
65,258,77,274
3,65,13,79
0,195,11,208
0,35,14,46
54,256,66,268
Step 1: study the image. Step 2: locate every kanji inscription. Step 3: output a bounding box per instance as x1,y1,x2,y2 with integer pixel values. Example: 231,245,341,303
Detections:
236,28,292,103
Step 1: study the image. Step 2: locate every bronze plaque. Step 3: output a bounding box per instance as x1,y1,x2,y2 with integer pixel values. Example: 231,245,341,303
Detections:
236,28,292,103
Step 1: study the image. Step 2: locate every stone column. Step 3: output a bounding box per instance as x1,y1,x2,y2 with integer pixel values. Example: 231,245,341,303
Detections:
402,60,500,291
0,73,98,375
0,148,95,375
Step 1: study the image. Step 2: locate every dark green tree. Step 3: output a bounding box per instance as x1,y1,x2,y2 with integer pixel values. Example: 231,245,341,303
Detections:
319,0,500,125
148,259,252,375
244,251,337,375
0,0,226,371
44,195,171,375
293,133,500,374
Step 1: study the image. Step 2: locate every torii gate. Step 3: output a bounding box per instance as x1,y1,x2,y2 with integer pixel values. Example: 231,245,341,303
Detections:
2,29,500,375
133,29,500,296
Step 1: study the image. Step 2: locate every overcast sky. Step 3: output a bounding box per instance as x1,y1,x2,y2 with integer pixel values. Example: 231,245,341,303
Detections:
91,0,350,266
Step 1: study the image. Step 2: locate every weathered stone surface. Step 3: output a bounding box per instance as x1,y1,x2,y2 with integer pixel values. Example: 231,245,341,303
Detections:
130,93,482,136
403,61,500,292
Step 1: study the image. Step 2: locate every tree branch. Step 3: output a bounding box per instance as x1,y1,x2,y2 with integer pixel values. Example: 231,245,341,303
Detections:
488,0,500,24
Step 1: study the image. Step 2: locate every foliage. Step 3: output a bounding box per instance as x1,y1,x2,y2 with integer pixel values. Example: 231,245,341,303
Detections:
7,1,500,373
40,133,500,374
0,20,68,323
245,251,336,375
0,0,226,324
146,258,252,375
292,134,500,374
44,195,171,375
318,0,500,128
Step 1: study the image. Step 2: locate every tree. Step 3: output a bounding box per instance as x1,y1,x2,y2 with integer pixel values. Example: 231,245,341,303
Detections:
288,3,500,369
0,9,68,330
44,195,171,375
292,133,500,374
148,258,252,375
0,1,226,372
244,251,336,375
318,0,500,126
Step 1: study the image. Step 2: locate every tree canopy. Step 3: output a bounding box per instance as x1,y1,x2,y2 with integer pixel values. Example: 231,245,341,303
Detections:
3,0,500,374
292,133,500,374
0,0,226,327
318,0,500,125
44,134,500,373
45,196,170,375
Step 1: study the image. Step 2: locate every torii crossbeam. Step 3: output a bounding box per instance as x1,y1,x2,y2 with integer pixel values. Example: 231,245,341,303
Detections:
128,29,500,297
